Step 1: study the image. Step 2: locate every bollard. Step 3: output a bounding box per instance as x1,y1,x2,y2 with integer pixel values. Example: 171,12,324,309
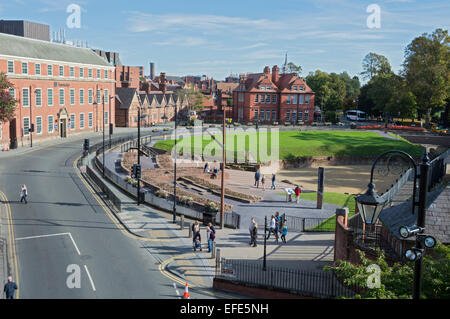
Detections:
188,222,192,239
180,214,184,230
211,241,216,259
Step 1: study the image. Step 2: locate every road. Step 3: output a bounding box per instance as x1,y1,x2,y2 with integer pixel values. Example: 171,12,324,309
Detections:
0,132,222,299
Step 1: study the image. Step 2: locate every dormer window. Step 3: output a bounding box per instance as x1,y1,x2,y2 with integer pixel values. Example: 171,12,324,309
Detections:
260,86,265,90
267,85,271,90
293,85,298,91
300,85,305,91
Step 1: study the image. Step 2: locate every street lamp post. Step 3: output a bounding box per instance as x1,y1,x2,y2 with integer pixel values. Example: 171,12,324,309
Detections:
356,150,435,299
173,103,178,224
137,105,141,206
102,91,105,178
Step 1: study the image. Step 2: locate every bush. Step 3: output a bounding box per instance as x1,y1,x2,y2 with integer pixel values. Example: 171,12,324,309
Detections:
205,201,219,212
156,189,168,198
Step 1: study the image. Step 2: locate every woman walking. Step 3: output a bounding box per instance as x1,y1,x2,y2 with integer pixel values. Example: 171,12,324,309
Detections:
280,223,288,243
20,184,28,204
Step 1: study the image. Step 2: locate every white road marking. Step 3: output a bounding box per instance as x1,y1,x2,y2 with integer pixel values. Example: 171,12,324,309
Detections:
173,282,180,297
84,265,96,292
15,232,81,255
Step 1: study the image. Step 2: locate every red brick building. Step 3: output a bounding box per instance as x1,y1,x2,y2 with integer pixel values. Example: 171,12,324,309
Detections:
232,65,315,124
0,32,115,149
115,65,142,89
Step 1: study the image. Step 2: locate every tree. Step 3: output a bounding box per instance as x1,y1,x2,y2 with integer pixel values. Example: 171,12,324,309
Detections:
0,73,16,122
286,62,302,76
325,242,450,299
366,73,401,115
403,28,450,127
175,88,204,111
385,82,418,122
361,52,392,81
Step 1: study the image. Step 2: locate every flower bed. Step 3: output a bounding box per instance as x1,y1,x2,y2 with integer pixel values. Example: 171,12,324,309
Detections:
357,124,426,132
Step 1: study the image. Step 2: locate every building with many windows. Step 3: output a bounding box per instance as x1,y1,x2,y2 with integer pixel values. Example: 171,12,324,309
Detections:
232,65,315,124
0,32,115,148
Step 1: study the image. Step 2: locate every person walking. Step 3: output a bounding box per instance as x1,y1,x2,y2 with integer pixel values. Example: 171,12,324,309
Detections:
261,175,265,191
250,221,258,247
275,211,281,236
266,215,278,243
271,173,276,190
20,184,28,204
3,276,18,299
280,223,288,244
254,169,261,188
192,220,200,243
207,225,216,252
204,162,210,173
294,185,302,204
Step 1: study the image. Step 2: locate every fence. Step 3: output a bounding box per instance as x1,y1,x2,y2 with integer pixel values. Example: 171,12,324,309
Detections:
89,137,241,229
428,148,449,191
85,165,122,211
281,214,331,233
215,258,356,299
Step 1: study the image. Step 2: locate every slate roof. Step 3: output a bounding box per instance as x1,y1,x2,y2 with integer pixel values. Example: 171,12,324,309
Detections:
0,32,111,66
115,88,137,109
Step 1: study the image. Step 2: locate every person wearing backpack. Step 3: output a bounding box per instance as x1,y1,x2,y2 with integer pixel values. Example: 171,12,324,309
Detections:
207,226,216,252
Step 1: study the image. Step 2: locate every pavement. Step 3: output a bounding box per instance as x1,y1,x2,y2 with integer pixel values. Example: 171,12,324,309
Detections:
89,143,337,291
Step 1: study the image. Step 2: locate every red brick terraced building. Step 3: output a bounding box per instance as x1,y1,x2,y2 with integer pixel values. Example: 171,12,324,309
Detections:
232,65,315,124
0,32,116,149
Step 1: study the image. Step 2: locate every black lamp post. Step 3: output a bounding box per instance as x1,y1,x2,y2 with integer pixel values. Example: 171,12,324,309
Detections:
356,150,435,299
173,103,178,224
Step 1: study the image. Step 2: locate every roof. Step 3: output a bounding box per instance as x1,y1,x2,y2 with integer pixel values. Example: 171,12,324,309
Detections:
115,88,137,109
0,33,111,66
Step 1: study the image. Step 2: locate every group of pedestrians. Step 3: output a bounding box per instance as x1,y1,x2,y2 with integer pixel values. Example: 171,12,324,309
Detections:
254,170,276,191
191,221,216,252
248,212,288,247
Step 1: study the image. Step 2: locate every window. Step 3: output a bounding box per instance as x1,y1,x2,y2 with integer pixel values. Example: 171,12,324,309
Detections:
293,95,297,105
35,63,41,75
97,89,101,104
22,62,28,74
287,95,291,104
261,94,265,104
260,86,265,91
70,89,75,105
299,95,304,104
293,85,297,91
79,89,84,105
8,61,14,73
254,110,258,121
8,88,15,98
260,110,265,121
238,93,244,102
59,88,65,105
88,112,93,128
292,110,297,122
23,117,30,136
59,65,64,76
88,89,93,104
88,69,93,78
267,86,271,90
80,113,85,129
48,115,54,133
104,89,109,104
22,88,29,107
70,66,74,77
104,111,108,125
79,67,84,78
255,94,259,103
305,95,310,104
272,95,276,104
300,85,305,91
265,110,270,120
47,64,53,76
35,88,42,106
104,70,108,79
47,89,53,106
286,110,291,121
304,110,309,121
97,69,101,78
36,116,42,134
298,111,303,121
272,110,276,121
266,94,271,103
70,114,75,130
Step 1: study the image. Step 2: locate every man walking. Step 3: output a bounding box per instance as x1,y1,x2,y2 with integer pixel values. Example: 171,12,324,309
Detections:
254,169,261,188
266,215,278,243
249,217,257,247
271,173,276,190
20,184,28,204
3,276,18,299
294,185,302,204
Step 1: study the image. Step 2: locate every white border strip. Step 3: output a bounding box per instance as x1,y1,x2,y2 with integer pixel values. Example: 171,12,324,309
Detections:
84,265,96,292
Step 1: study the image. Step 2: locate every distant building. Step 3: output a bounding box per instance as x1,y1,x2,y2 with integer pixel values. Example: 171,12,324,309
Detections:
233,65,316,124
92,49,122,66
115,65,142,89
0,20,50,41
0,33,115,148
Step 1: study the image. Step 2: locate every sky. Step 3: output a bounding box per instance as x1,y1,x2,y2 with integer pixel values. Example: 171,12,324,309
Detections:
0,0,449,81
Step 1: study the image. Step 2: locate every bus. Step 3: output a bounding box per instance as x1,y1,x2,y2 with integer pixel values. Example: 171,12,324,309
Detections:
346,110,366,121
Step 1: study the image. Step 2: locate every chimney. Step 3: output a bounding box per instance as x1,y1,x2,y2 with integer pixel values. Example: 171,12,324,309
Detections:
160,72,167,93
272,65,280,84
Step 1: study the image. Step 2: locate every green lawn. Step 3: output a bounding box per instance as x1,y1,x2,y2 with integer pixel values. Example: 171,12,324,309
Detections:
300,192,356,232
154,130,423,162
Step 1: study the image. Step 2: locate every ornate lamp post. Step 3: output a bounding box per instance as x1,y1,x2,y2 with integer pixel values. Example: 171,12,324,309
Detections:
356,150,436,299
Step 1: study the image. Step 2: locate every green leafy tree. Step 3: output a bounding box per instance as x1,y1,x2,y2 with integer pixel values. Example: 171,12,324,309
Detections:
403,28,450,126
175,88,204,111
325,242,450,299
286,62,302,76
386,82,418,121
366,73,401,115
0,73,16,122
361,52,392,81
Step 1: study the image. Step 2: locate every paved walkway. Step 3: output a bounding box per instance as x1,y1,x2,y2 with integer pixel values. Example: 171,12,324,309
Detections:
85,149,336,290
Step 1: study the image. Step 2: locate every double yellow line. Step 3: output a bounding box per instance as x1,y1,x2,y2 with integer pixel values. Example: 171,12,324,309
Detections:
0,190,20,299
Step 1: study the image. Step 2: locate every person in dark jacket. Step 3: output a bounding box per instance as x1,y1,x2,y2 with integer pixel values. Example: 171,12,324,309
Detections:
271,173,276,190
4,276,18,299
254,170,261,188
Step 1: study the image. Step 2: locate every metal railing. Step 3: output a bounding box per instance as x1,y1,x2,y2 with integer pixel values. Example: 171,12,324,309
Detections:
215,258,356,299
428,148,449,191
281,214,331,233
